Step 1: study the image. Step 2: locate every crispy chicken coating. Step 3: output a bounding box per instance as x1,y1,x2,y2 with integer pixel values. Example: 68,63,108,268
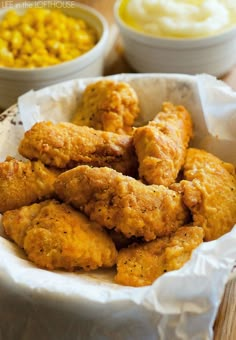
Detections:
18,121,138,176
115,226,204,287
133,102,193,186
54,165,189,242
2,200,117,271
19,122,137,175
180,148,236,241
71,79,140,135
0,157,58,213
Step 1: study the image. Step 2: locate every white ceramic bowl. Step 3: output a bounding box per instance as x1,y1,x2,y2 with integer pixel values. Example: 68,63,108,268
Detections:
0,3,109,109
114,0,236,77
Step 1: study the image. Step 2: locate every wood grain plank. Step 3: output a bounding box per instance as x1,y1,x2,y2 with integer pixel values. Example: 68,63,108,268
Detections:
214,280,236,339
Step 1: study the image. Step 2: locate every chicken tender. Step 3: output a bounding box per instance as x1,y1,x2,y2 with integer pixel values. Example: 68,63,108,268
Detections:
0,157,58,213
133,102,193,186
115,226,204,287
18,121,137,176
71,79,140,135
55,165,189,241
180,148,236,241
2,200,117,271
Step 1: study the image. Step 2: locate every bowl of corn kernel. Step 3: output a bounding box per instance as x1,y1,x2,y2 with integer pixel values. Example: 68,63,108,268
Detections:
0,3,109,109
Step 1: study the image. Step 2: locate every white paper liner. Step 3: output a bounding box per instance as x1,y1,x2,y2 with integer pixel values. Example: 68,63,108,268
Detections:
0,73,236,339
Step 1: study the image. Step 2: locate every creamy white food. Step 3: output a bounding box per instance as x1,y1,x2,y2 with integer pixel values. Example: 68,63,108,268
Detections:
120,0,236,38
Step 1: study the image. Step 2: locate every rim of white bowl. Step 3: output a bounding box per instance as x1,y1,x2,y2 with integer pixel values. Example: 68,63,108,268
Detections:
0,2,109,73
114,0,236,49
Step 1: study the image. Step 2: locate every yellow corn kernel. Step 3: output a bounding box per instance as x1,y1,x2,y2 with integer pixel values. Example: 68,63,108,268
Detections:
0,38,7,48
35,28,47,41
33,8,49,21
70,49,81,58
11,31,23,50
29,54,44,67
0,47,14,66
45,55,59,66
17,54,30,63
20,24,35,38
21,13,34,26
36,48,49,56
31,37,44,50
21,42,32,55
0,30,12,42
0,21,9,29
14,58,26,68
46,39,60,51
57,43,66,54
72,31,92,44
60,31,70,43
27,64,37,69
47,30,62,41
59,53,74,62
3,10,20,28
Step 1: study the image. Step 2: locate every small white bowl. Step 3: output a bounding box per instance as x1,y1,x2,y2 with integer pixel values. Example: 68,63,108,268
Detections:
0,3,109,109
114,0,236,77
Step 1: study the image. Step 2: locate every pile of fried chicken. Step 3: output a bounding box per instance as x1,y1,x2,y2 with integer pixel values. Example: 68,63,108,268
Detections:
1,79,236,287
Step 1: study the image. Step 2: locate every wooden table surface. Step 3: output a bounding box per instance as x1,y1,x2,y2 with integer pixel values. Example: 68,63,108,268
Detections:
79,1,236,339
3,1,236,339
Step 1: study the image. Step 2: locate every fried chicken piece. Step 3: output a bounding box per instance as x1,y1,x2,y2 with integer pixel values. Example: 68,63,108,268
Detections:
133,102,193,186
115,226,204,287
2,200,117,271
55,165,189,242
71,79,140,135
0,157,58,213
18,121,138,176
180,148,236,241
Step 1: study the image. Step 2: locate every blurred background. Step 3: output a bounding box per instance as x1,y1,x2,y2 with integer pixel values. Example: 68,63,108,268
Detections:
1,0,235,87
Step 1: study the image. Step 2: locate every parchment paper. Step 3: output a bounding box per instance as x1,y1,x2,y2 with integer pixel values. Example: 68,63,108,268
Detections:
0,73,236,340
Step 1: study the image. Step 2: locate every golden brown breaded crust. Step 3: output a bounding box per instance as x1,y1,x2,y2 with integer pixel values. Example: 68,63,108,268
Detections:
181,148,236,241
2,200,117,271
18,121,137,176
133,102,193,186
54,165,189,241
0,157,58,213
71,80,140,135
115,226,204,287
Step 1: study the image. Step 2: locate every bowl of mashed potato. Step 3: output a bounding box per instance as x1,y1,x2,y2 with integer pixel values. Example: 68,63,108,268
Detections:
114,0,236,76
0,2,109,109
